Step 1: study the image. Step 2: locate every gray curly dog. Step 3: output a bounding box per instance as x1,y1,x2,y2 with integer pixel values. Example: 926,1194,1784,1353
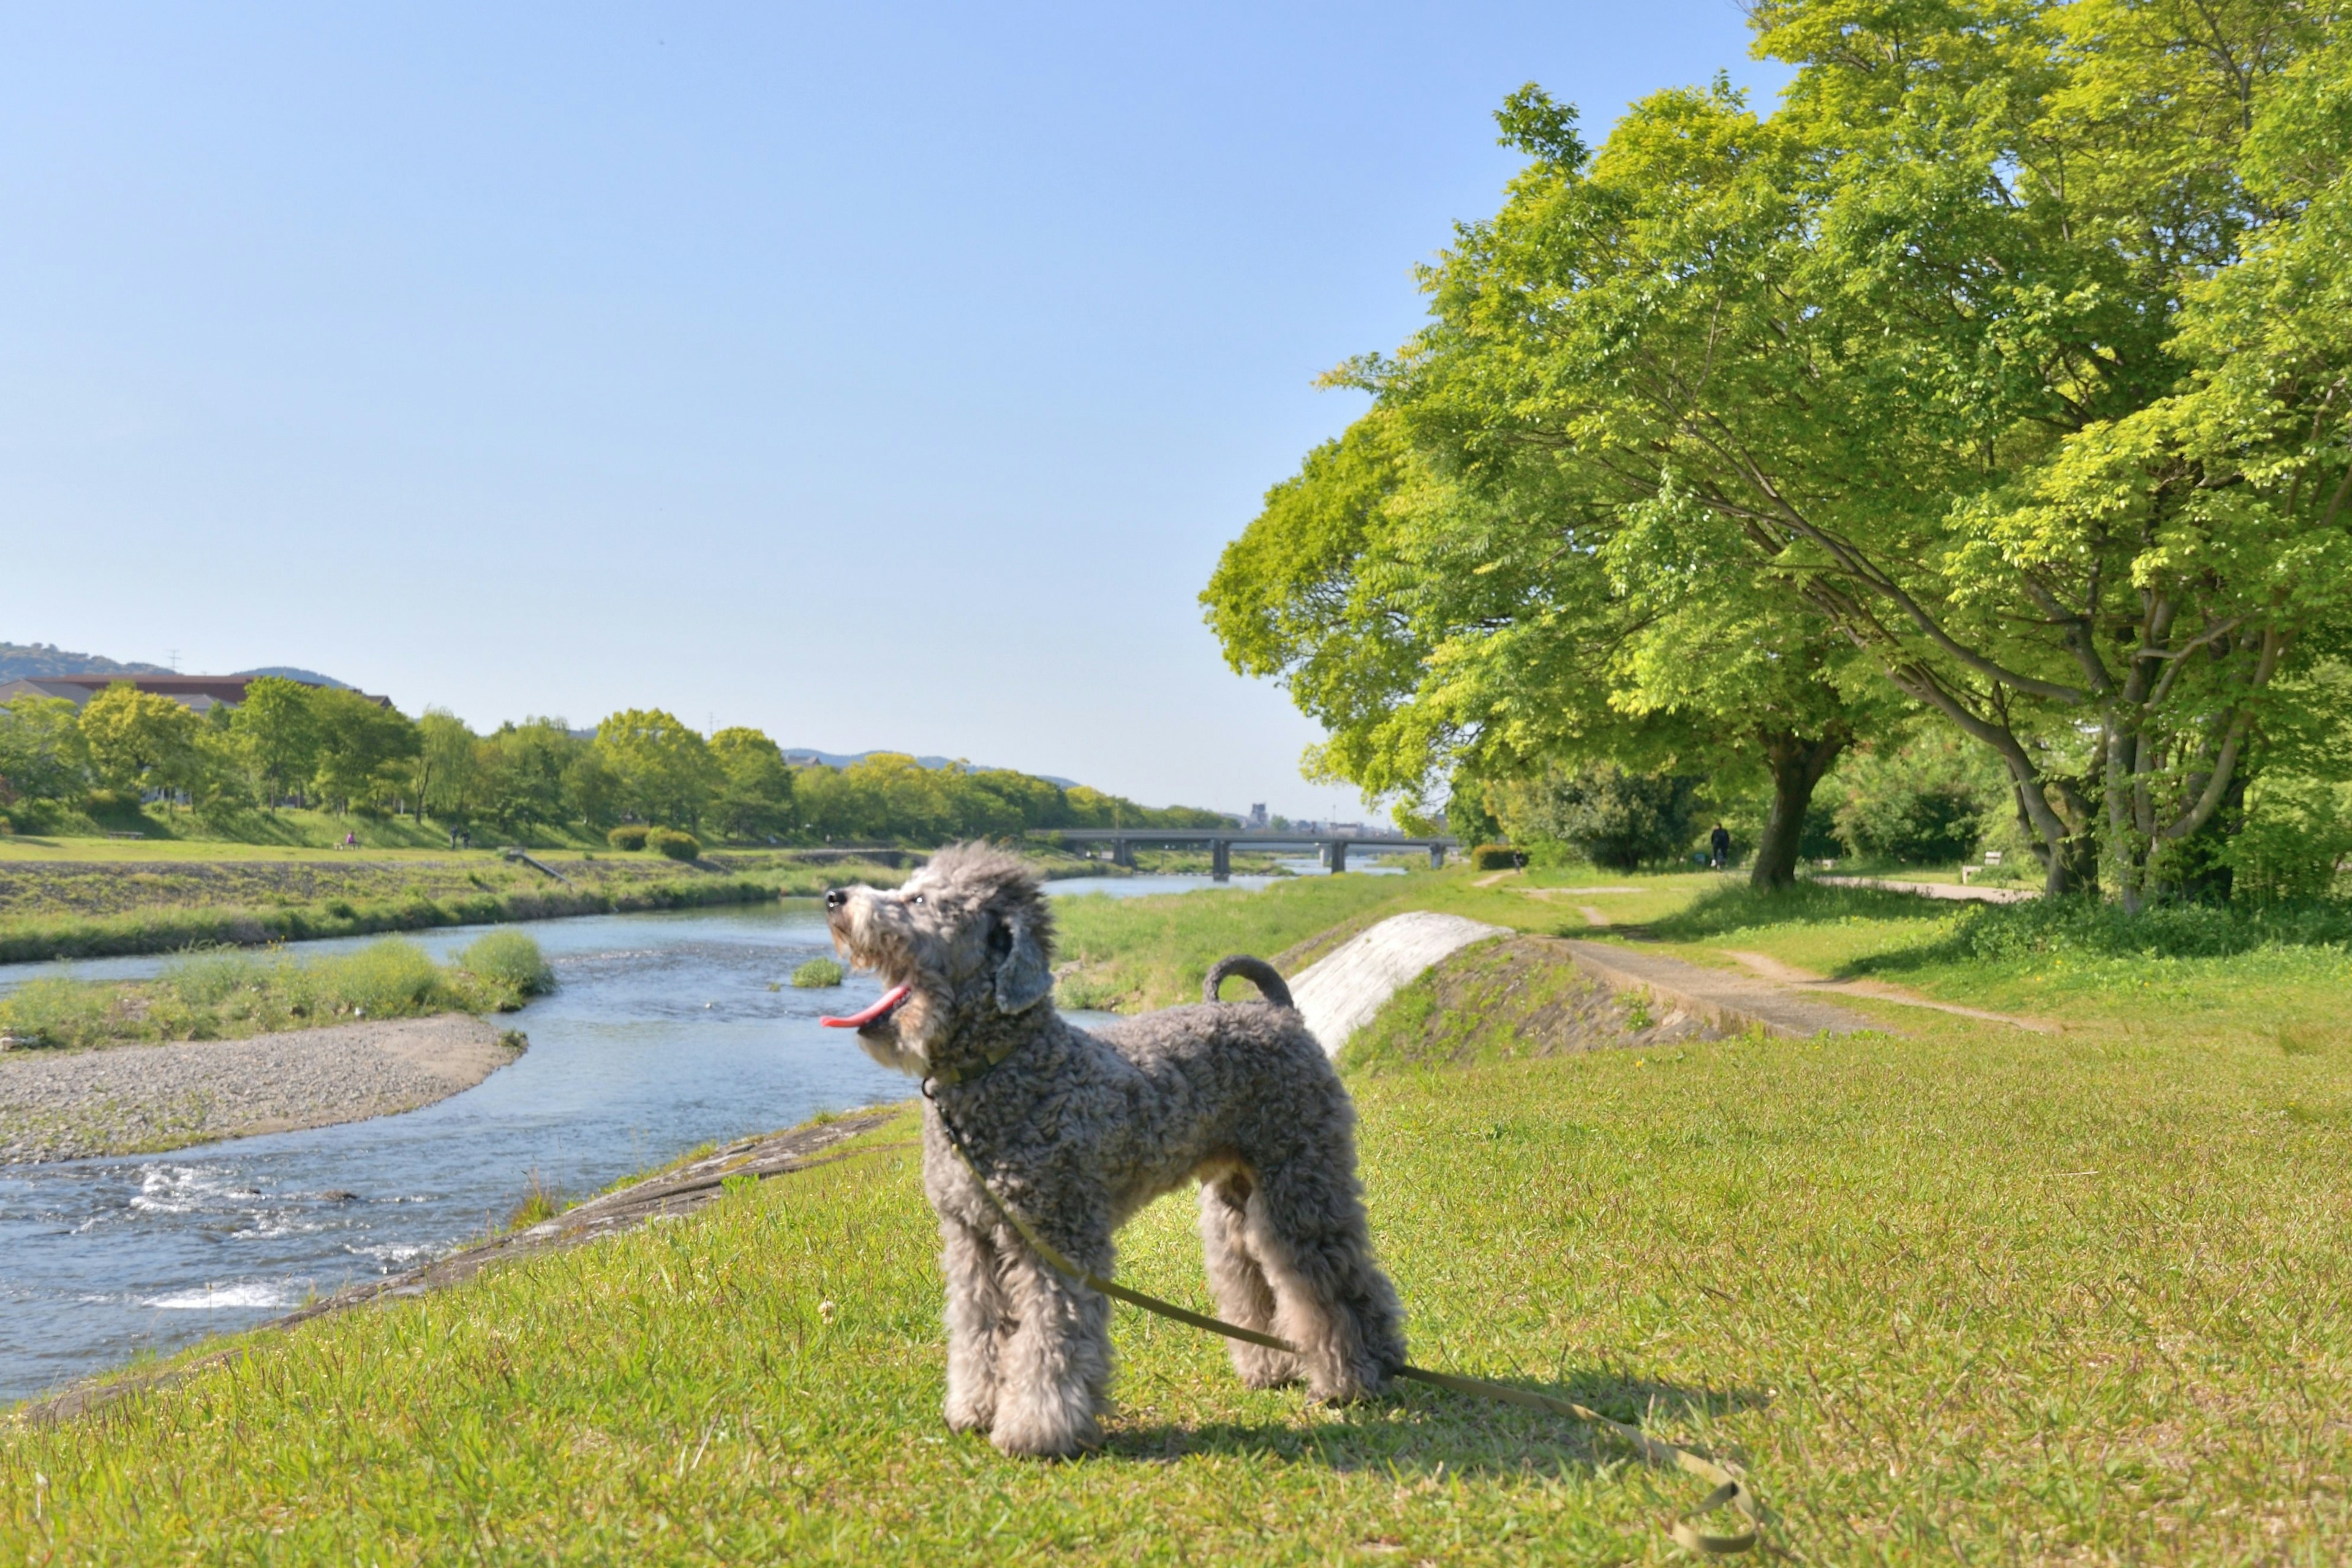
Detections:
823,843,1406,1458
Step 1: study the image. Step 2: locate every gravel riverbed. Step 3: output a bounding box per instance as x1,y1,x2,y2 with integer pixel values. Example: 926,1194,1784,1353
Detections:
0,1015,523,1163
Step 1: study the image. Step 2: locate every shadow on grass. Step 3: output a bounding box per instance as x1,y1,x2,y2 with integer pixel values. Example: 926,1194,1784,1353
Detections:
1104,1370,1769,1478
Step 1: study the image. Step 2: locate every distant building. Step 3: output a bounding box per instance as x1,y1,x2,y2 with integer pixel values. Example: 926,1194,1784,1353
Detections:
0,673,389,716
1248,803,1267,829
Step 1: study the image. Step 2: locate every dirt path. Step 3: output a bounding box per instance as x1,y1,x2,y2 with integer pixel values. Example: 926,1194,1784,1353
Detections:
1719,949,2056,1033
0,1014,526,1163
1812,875,2037,905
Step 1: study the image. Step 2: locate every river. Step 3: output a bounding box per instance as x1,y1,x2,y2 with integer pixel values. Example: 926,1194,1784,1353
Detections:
0,862,1393,1405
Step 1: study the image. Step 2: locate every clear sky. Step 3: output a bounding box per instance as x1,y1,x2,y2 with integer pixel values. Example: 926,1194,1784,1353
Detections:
1,3,1785,818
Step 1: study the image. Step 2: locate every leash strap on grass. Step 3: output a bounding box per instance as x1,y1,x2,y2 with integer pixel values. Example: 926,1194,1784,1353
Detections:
922,1085,1762,1558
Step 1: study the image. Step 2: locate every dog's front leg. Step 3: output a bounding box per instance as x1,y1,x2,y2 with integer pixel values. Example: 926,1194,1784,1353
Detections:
940,1216,1009,1434
987,1232,1111,1459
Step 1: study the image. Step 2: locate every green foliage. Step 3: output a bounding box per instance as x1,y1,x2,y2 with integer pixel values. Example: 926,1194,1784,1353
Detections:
307,688,420,814
1227,2,2352,907
0,696,85,810
607,824,650,851
77,684,200,798
710,728,795,840
595,709,718,832
789,957,845,988
1830,734,2007,867
458,930,556,999
647,828,703,862
1488,766,1702,871
230,677,319,807
1468,844,1520,872
0,937,533,1050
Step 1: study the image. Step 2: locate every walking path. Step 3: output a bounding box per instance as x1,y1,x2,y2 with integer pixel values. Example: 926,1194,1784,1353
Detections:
1555,941,1877,1038
1719,950,2056,1033
1813,875,2038,905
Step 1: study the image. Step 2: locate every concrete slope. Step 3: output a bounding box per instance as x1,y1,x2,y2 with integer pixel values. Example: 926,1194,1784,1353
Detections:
1289,911,1509,1057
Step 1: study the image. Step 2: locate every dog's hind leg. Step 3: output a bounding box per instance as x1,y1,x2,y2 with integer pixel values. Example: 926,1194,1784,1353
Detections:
1197,1172,1303,1389
940,1216,1009,1434
987,1229,1112,1458
1243,1160,1408,1404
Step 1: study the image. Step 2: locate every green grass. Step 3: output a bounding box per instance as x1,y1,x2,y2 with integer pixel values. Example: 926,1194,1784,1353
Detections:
790,957,845,989
0,933,553,1050
9,1005,2350,1561
12,875,2352,1560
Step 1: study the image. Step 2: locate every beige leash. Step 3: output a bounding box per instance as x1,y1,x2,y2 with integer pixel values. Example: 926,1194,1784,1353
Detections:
924,1087,1763,1556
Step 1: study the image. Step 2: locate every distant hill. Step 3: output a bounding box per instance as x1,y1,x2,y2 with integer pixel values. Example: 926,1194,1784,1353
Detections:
0,644,357,689
0,642,172,680
234,666,353,690
781,748,1079,788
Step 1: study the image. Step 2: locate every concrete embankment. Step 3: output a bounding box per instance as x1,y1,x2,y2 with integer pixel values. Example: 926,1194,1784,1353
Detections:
0,1014,525,1163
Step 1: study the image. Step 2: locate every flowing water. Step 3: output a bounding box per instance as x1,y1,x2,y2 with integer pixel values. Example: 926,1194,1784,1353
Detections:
0,860,1400,1405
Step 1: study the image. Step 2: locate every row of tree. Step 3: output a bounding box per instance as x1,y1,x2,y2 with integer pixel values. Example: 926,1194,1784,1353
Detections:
1204,0,2352,907
0,679,1223,843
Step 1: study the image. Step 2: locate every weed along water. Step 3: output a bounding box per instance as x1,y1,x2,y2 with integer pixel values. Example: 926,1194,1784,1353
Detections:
0,869,1316,1406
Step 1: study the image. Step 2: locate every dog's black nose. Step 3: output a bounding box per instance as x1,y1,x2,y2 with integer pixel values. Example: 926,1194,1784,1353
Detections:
824,888,848,912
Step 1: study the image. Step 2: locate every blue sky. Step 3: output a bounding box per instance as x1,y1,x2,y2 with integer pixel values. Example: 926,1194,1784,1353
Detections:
1,3,1785,818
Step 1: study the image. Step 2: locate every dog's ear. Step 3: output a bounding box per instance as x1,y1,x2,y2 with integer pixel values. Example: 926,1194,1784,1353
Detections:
992,909,1054,1014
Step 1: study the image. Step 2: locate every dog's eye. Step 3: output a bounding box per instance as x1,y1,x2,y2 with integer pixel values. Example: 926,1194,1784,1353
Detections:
907,893,925,907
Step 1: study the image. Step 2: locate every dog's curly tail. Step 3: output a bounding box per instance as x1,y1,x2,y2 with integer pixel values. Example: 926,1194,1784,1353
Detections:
1202,954,1294,1010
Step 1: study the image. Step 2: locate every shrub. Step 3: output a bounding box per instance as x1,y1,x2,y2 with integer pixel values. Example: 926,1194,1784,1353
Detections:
790,957,845,988
1830,734,2005,865
1491,766,1703,870
1469,844,1521,871
458,929,556,1000
606,825,650,851
647,829,703,861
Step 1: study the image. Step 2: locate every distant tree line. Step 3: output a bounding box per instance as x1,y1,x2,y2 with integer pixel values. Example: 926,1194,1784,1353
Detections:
0,679,1224,845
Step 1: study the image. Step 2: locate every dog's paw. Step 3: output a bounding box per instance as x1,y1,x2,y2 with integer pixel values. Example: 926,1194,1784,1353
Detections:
943,1397,994,1436
987,1411,1101,1460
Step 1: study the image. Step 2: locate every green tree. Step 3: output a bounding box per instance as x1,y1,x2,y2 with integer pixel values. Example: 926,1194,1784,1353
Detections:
1313,5,2352,907
709,727,796,841
78,684,201,800
310,690,420,815
230,677,320,809
478,719,584,831
415,709,480,824
1202,409,1887,889
0,695,87,806
594,709,718,829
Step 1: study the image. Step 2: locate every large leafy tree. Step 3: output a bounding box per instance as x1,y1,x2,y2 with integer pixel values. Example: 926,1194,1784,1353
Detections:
1203,407,1890,888
231,677,320,809
78,684,201,799
0,695,87,805
1314,0,2352,905
709,726,795,841
595,709,719,830
309,690,420,815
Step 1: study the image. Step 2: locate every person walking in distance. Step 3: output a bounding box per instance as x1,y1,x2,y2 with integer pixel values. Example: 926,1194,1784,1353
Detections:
1709,823,1732,872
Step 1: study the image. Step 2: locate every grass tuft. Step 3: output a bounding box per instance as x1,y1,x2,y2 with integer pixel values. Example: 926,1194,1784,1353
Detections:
790,957,845,988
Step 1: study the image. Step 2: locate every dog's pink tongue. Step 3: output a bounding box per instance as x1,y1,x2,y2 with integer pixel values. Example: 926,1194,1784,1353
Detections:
820,983,910,1030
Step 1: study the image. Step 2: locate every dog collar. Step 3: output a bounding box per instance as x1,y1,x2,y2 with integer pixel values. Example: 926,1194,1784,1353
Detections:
922,1035,1027,1089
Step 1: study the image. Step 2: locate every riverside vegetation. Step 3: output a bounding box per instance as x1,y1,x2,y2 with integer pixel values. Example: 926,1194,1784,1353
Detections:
0,932,553,1054
10,864,2348,1561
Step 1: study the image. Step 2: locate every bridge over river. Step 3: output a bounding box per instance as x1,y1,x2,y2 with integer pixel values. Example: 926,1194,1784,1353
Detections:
1028,828,1455,878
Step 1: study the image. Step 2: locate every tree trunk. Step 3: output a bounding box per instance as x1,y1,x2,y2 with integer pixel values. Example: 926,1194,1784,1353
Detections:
1751,726,1850,892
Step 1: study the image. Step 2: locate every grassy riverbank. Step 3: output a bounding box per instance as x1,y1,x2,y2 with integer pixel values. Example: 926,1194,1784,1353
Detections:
0,932,551,1052
8,872,2350,1561
0,848,914,964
